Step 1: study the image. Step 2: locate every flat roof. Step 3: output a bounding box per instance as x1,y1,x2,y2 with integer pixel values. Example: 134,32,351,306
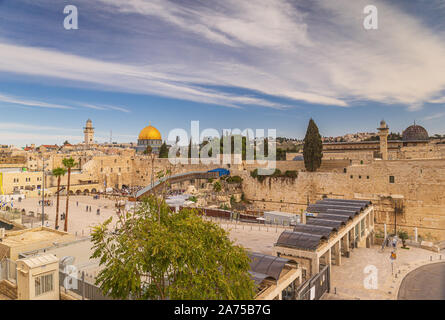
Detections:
21,238,100,274
1,227,74,248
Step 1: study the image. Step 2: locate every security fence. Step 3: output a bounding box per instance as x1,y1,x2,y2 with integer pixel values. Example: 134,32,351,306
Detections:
59,270,113,300
296,265,330,300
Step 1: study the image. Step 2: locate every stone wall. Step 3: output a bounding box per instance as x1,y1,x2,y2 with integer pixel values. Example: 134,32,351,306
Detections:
239,159,445,241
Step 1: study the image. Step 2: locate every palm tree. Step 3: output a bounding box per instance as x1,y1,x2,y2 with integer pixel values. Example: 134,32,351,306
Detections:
62,157,77,232
52,167,67,230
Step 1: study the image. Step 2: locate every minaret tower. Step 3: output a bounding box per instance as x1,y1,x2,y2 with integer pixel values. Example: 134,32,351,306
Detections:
377,119,389,160
84,119,95,145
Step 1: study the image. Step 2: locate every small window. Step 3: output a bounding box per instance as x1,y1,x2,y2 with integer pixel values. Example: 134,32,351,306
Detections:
343,168,347,173
367,176,370,179
359,175,362,179
35,273,54,296
389,176,395,183
350,175,353,179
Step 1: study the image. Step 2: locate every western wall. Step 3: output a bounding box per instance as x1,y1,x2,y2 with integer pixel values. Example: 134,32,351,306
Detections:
235,159,445,241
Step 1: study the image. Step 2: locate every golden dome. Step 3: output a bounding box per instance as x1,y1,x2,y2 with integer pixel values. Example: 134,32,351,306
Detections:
138,124,162,140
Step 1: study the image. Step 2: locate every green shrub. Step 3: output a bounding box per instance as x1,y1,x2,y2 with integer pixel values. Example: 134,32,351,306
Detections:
227,176,243,184
284,170,298,178
213,181,222,192
188,196,198,203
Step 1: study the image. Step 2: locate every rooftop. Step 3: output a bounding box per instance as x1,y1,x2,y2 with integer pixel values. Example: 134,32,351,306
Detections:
0,227,75,248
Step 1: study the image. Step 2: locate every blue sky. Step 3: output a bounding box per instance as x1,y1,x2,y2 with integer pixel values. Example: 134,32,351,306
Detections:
1,0,445,146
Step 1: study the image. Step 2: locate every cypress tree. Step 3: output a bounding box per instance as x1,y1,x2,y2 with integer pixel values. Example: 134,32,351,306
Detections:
159,142,169,158
303,118,323,172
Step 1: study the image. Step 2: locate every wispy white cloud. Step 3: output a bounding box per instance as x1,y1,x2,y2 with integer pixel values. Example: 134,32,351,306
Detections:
2,0,445,111
80,103,131,113
428,97,445,104
423,112,445,121
0,93,74,110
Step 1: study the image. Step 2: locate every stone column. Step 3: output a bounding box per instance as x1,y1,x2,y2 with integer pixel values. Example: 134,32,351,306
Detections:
327,248,332,269
311,256,320,276
342,233,350,257
384,223,387,239
414,227,418,242
333,240,341,266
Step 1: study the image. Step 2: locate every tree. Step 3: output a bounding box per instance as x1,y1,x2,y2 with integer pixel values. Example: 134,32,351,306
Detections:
91,196,255,300
303,119,323,172
62,157,77,232
159,142,169,158
52,167,67,230
398,230,409,248
143,145,152,155
213,181,222,192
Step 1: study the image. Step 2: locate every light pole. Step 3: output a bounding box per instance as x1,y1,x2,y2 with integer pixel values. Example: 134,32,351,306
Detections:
41,157,47,227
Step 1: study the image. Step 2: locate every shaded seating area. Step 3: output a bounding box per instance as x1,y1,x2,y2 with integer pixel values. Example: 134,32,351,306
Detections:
293,224,337,238
249,252,290,284
275,230,327,251
274,198,375,280
248,252,302,300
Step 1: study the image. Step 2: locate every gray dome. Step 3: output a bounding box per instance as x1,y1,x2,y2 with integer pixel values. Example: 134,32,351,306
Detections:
402,124,429,141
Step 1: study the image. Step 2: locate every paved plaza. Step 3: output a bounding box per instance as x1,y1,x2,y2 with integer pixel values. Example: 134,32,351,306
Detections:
215,220,445,300
328,245,444,300
14,195,121,236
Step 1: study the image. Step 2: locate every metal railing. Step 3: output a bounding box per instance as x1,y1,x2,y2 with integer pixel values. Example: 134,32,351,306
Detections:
59,270,113,300
296,265,330,300
0,258,17,284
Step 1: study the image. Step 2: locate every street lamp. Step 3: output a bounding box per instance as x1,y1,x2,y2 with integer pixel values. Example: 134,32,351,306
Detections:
41,157,49,227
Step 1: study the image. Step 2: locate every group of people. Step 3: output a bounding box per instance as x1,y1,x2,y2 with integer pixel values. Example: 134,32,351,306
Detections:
75,201,101,215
